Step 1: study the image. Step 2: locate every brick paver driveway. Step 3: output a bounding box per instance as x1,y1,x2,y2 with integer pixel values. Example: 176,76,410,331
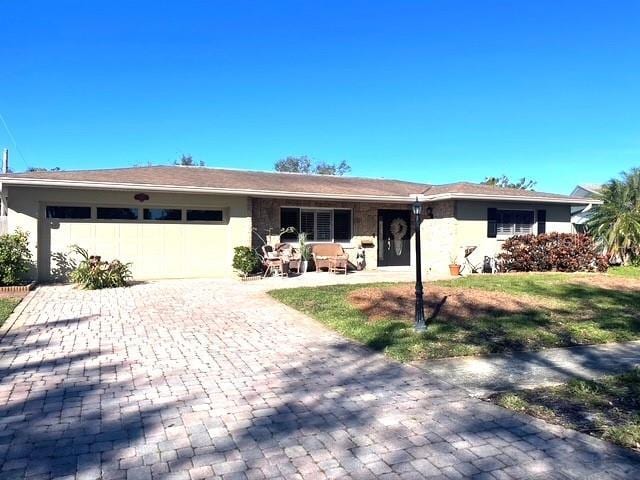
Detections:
0,280,638,480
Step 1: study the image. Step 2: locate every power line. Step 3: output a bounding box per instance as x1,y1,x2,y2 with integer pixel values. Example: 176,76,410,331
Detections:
0,112,30,170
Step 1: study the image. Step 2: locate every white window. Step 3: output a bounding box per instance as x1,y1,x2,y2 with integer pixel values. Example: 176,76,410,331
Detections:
497,210,534,236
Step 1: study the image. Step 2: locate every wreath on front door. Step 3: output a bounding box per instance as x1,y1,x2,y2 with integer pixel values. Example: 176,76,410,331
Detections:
389,218,408,256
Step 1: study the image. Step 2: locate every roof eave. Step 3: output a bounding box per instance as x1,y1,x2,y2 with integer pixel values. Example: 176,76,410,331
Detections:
0,177,601,205
0,177,415,203
423,192,603,205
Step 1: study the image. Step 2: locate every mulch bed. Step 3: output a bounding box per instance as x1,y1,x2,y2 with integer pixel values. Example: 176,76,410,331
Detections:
347,275,640,323
575,274,640,292
348,284,549,323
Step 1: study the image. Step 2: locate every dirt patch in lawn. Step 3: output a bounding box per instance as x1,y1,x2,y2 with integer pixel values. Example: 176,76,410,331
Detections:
570,274,640,292
348,284,550,323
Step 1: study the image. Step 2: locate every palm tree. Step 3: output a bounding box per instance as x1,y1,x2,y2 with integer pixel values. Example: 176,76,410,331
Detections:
587,168,640,264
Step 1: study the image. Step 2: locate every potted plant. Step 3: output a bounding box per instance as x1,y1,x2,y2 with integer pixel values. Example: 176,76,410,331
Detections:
298,233,311,273
448,253,461,276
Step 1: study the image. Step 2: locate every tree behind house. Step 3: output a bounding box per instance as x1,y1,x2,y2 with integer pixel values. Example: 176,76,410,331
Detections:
314,160,351,175
27,166,61,172
482,175,536,190
175,154,204,167
275,156,313,173
274,156,351,175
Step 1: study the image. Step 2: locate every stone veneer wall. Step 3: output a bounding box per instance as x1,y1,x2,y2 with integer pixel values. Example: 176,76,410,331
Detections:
251,198,576,277
420,200,457,275
251,197,419,269
251,197,458,272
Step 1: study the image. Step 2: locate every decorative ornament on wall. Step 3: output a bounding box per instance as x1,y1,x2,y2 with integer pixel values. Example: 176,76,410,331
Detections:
426,207,434,219
134,193,150,202
389,218,408,256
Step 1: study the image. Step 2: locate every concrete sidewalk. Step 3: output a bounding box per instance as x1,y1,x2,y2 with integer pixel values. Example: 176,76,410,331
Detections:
414,340,640,397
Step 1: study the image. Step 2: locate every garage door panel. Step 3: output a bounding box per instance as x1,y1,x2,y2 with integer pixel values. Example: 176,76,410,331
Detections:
116,224,143,265
162,226,184,277
50,223,96,258
139,225,165,278
94,223,123,262
45,214,229,280
185,224,226,276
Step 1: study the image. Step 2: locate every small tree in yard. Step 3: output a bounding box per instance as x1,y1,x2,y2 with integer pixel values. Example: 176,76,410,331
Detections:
0,229,32,285
588,167,640,265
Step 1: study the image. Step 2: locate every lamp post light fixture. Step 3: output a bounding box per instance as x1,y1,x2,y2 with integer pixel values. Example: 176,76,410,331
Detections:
413,197,427,332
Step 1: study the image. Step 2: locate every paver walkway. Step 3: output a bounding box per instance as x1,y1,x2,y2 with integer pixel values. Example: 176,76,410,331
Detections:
415,341,640,397
0,280,638,480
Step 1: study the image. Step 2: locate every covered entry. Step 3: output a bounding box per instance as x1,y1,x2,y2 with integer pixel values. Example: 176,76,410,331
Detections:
40,204,230,281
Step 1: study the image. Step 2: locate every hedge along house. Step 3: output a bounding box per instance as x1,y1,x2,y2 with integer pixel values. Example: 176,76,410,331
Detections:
0,166,596,282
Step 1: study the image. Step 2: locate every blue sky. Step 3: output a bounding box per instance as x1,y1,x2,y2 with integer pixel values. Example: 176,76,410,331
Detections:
1,1,638,193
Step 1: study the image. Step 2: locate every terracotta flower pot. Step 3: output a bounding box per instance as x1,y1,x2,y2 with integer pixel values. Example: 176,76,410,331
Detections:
449,264,461,276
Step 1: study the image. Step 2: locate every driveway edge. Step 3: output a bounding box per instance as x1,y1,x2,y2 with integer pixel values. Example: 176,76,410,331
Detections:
0,287,39,340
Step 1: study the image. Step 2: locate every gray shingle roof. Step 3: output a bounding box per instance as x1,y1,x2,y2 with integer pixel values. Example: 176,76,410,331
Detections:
0,166,588,203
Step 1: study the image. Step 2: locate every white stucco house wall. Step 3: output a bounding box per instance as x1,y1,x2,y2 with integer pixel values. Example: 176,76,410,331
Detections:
0,166,595,281
570,184,602,233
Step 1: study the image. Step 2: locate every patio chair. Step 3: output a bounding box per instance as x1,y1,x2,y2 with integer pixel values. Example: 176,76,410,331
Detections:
276,243,301,274
311,244,349,273
262,245,285,277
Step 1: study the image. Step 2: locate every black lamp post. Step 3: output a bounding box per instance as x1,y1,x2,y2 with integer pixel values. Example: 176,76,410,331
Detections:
413,198,427,331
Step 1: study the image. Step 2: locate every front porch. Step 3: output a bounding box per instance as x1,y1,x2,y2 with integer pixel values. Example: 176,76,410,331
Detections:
243,267,453,291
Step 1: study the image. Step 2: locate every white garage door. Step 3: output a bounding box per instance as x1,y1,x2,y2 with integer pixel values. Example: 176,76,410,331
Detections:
42,205,230,280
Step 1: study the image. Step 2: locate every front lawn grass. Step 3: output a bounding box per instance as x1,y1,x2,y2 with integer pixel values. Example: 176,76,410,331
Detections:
0,297,21,329
610,266,640,279
493,369,640,452
268,273,640,361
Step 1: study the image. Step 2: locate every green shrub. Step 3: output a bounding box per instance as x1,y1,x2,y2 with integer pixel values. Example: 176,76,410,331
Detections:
0,229,33,286
232,246,261,276
70,245,132,289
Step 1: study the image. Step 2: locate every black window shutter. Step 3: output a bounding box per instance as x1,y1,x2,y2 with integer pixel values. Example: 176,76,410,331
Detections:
537,209,547,234
333,209,352,241
487,208,498,238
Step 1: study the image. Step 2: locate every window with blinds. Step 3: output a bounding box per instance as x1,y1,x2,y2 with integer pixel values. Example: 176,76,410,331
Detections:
301,210,316,240
496,210,534,236
315,211,332,241
280,208,352,242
